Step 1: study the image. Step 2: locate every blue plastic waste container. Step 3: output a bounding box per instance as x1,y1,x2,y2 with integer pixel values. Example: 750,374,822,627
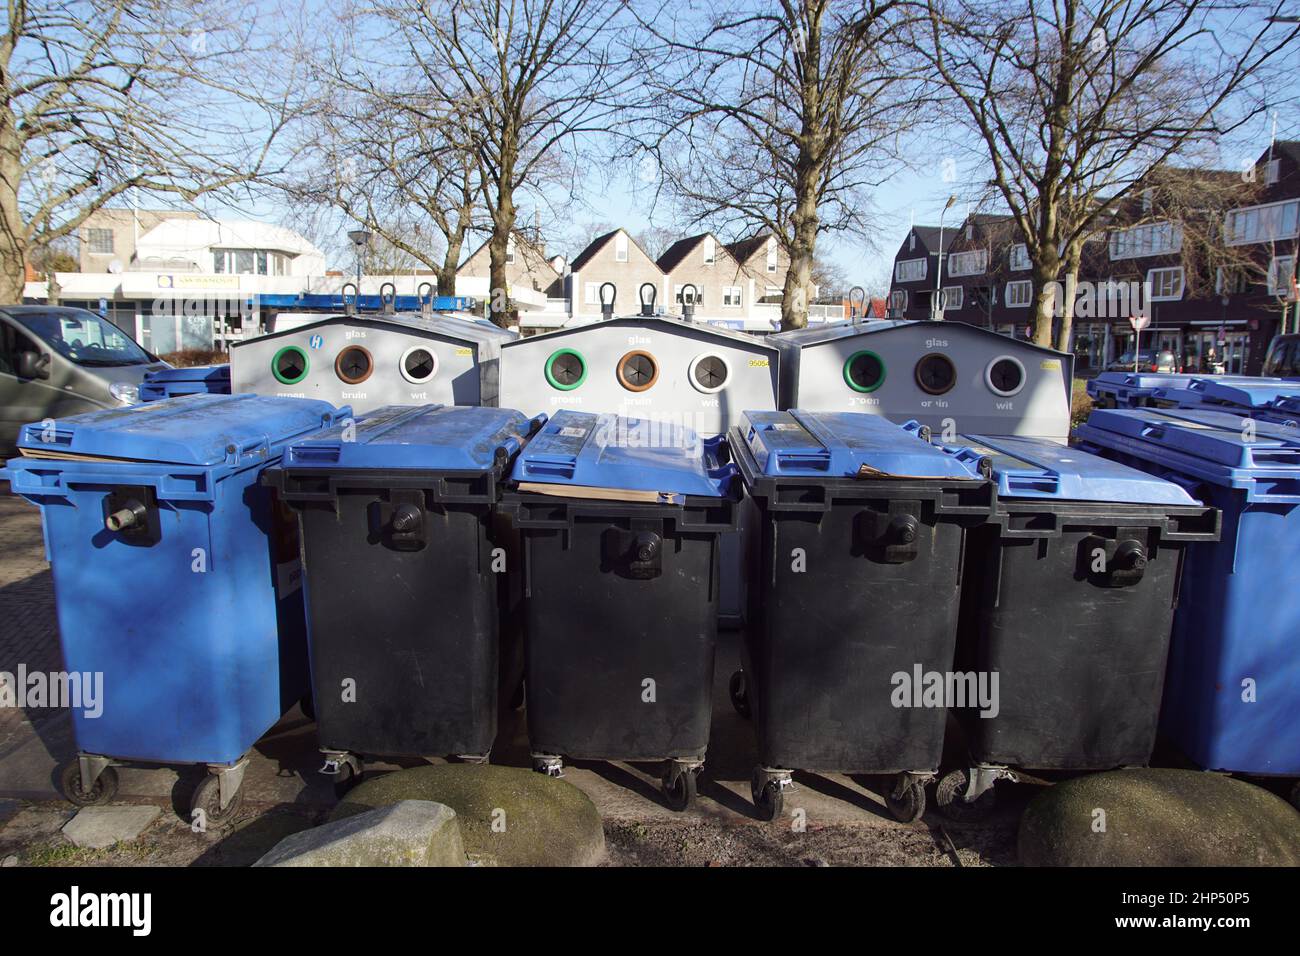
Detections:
1088,372,1198,409
264,404,545,788
501,410,739,811
1076,407,1300,787
139,364,232,402
729,410,993,822
936,433,1220,818
2,393,346,823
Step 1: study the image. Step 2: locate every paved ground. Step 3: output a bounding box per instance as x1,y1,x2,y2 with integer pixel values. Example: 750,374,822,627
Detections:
0,486,1019,866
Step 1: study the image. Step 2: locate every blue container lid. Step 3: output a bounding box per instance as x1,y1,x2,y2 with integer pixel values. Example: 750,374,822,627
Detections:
1091,371,1196,390
1188,377,1300,409
510,410,735,498
16,393,342,467
948,434,1198,505
738,410,984,480
1076,408,1300,494
144,364,231,385
283,405,541,472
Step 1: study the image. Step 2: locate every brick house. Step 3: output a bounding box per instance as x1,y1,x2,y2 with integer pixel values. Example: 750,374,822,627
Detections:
888,142,1300,374
566,228,667,319
655,233,750,317
725,233,791,308
457,232,564,298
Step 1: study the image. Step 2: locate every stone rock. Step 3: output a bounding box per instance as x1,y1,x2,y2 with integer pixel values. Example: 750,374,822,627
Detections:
254,800,465,867
1019,768,1300,867
332,764,605,867
61,805,161,850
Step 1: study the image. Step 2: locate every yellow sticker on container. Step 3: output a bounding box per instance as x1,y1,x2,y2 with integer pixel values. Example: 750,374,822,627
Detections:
455,348,473,356
1040,360,1061,370
749,358,770,368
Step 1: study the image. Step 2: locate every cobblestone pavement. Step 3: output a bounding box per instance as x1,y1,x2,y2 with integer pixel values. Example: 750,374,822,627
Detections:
0,486,64,750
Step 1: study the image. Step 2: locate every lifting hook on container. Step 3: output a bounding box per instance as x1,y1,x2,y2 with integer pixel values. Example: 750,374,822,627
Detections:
639,282,658,317
599,282,617,320
417,281,435,317
341,281,358,317
681,283,699,322
379,282,397,315
848,286,866,322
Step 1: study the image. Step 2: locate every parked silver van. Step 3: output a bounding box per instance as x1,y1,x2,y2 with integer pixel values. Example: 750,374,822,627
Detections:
0,306,166,455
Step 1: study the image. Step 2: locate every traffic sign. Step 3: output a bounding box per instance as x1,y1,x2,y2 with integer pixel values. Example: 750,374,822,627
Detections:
1128,313,1150,331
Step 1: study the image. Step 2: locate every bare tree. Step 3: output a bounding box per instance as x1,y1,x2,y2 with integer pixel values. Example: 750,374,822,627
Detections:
919,0,1300,350
0,0,302,301
356,0,635,326
636,0,926,331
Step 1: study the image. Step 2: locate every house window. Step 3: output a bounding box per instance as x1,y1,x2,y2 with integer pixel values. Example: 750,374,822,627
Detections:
1142,189,1154,213
1005,280,1033,307
86,228,114,255
965,222,973,240
889,289,908,312
273,253,288,276
614,233,628,262
1224,200,1300,245
256,251,268,275
895,257,927,282
766,238,779,273
703,237,715,264
909,233,916,251
674,285,703,305
584,282,604,305
1109,221,1182,260
212,250,226,274
1215,267,1248,295
506,237,516,264
1269,256,1297,298
1009,244,1030,271
1265,159,1281,185
1147,266,1185,301
947,249,987,277
941,286,963,310
722,286,742,307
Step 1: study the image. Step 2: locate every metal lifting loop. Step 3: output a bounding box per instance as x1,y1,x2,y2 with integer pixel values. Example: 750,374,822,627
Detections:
849,285,866,322
600,282,617,320
341,282,358,317
639,282,657,317
417,281,434,317
681,283,698,321
379,282,397,315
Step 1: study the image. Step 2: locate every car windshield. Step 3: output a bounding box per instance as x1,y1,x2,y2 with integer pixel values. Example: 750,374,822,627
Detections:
15,311,151,367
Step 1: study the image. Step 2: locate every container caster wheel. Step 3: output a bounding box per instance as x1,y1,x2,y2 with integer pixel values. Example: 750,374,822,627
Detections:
532,757,564,778
331,762,363,798
190,775,244,829
936,769,997,822
885,774,927,824
728,671,751,719
60,760,118,807
662,767,698,811
751,769,787,821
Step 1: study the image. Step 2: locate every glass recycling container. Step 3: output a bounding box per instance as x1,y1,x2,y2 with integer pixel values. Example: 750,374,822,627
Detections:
501,410,740,811
2,394,345,824
936,433,1220,818
728,409,993,823
263,405,545,787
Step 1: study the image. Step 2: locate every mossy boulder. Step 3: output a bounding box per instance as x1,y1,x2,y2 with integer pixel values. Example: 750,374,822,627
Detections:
331,764,605,867
1019,768,1300,867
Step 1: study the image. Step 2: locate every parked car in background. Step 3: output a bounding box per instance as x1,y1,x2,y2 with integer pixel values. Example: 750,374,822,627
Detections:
0,306,166,456
1263,334,1300,378
1105,349,1179,373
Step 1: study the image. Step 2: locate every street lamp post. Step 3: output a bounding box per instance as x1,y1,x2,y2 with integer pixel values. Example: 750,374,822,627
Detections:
346,228,372,297
933,195,957,321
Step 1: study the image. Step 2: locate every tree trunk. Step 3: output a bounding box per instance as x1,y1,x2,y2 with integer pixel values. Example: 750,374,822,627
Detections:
0,137,27,303
1029,251,1060,348
487,202,515,328
1054,241,1084,354
781,171,821,332
438,233,462,297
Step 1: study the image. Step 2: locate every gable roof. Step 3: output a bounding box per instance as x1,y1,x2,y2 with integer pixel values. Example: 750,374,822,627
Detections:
569,228,663,274
457,231,559,276
656,233,734,272
725,233,775,265
906,225,958,255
